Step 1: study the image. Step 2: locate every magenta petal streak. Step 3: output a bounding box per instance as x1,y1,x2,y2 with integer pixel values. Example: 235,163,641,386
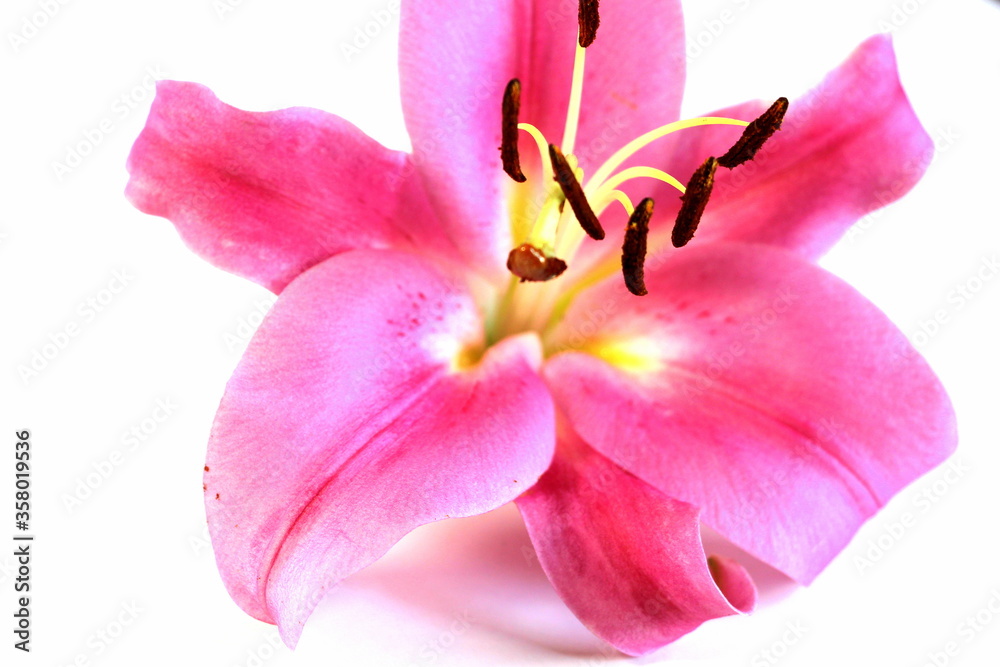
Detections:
205,249,555,646
123,0,957,655
652,35,932,259
517,423,755,656
125,81,456,293
574,35,933,276
545,242,957,584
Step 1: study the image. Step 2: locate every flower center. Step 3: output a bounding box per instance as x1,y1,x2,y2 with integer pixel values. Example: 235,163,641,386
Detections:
485,1,787,347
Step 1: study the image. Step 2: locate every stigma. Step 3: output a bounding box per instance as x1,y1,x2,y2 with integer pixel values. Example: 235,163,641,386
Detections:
507,244,568,282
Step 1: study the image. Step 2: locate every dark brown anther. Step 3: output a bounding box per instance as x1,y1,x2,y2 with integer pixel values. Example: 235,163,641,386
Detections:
622,198,654,296
578,0,600,47
549,143,605,240
507,243,568,282
501,79,526,183
717,97,789,169
672,156,718,248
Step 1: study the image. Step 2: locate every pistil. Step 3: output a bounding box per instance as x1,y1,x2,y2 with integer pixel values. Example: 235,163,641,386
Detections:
507,243,568,282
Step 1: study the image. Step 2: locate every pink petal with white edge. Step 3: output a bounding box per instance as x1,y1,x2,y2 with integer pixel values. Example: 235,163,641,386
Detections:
398,0,685,276
205,249,555,646
517,422,755,657
126,81,456,293
545,242,956,583
399,0,520,277
642,35,933,260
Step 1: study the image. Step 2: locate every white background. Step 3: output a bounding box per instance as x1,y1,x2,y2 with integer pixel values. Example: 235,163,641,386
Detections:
2,0,999,665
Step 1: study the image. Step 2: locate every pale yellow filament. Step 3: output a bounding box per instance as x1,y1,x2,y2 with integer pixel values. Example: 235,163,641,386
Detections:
590,166,685,216
604,190,635,217
517,122,554,186
585,117,749,193
561,40,588,155
492,47,758,342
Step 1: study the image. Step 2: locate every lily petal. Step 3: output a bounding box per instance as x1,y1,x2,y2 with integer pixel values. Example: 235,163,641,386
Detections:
398,0,685,275
205,249,555,646
545,242,957,583
517,421,755,656
125,81,455,293
639,35,933,260
399,0,520,277
519,0,686,176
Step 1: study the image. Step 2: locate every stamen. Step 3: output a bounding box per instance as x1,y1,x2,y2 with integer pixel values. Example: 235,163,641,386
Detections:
672,157,718,248
507,243,568,282
561,40,588,153
578,0,600,47
605,190,635,217
585,117,748,195
590,166,684,216
622,198,654,296
550,143,605,241
717,97,789,169
501,79,527,182
517,122,555,186
596,166,686,198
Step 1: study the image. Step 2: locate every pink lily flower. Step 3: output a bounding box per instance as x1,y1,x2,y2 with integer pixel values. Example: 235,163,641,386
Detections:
125,0,956,657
